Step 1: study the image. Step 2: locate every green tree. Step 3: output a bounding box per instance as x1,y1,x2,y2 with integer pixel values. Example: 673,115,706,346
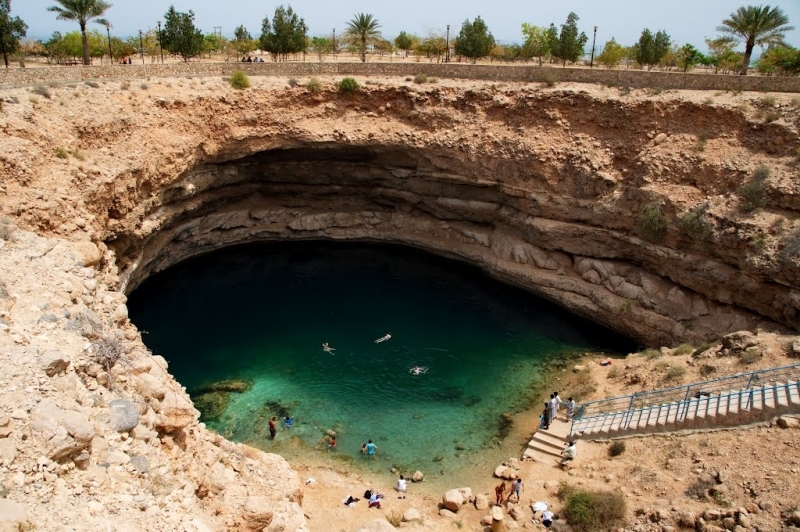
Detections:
521,24,550,65
705,37,742,73
676,43,705,72
232,24,256,56
633,29,671,69
260,5,307,61
394,31,413,57
109,35,135,60
545,24,559,64
454,16,494,64
47,0,111,65
0,0,27,68
755,44,800,75
161,6,204,62
310,36,331,61
596,38,626,69
345,12,380,62
552,12,587,66
717,4,794,75
415,31,445,62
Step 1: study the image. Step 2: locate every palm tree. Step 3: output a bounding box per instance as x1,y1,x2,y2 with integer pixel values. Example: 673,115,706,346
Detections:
47,0,112,65
345,12,380,63
717,4,793,75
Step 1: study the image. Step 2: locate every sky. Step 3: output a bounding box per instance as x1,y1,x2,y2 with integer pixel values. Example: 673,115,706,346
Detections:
14,0,800,52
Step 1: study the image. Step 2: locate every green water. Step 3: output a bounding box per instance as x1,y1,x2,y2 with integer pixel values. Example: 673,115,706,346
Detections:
127,242,632,481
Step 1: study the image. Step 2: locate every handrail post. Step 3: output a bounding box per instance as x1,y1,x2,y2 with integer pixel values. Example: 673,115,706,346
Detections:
679,385,692,421
622,393,636,429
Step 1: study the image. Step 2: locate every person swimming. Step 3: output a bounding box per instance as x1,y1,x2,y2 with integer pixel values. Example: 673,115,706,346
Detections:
322,342,335,353
374,333,392,344
410,366,428,375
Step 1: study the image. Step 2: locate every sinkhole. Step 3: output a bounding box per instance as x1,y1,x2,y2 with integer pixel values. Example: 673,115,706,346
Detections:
127,240,635,486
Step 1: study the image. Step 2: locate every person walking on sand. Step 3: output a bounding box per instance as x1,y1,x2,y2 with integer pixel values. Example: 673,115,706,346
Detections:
268,416,277,439
494,481,506,506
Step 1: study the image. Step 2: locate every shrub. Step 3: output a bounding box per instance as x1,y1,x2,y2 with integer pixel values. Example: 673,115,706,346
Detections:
428,77,439,83
305,77,322,93
699,364,716,377
541,71,556,87
693,133,708,152
692,343,713,357
413,73,428,84
55,147,68,159
763,111,781,122
678,206,712,246
559,484,626,532
32,85,52,99
608,440,626,457
229,70,250,90
386,512,402,527
140,83,149,90
84,80,100,88
72,149,86,161
338,77,359,94
673,343,695,356
287,77,298,87
739,348,761,365
664,365,686,382
640,202,668,243
750,230,768,253
686,475,716,500
738,167,768,212
642,348,662,360
760,95,777,107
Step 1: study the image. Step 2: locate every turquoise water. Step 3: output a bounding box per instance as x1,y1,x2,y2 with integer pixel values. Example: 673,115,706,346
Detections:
127,242,632,479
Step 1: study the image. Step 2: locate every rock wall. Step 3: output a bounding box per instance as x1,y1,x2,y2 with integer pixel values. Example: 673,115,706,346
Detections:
3,61,800,92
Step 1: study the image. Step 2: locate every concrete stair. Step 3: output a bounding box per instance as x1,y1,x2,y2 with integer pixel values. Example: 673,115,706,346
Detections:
522,415,571,464
568,379,800,441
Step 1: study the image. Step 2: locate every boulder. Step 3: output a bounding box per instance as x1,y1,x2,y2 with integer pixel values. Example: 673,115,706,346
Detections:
30,400,94,461
402,508,421,522
129,455,149,473
442,488,464,512
109,399,139,432
39,350,70,377
155,391,199,432
130,424,157,441
494,465,518,480
0,499,28,531
412,470,424,482
438,508,457,519
241,497,273,531
776,416,799,429
508,505,525,521
134,373,167,401
475,493,489,510
355,519,398,532
654,133,668,145
72,241,102,267
0,439,17,466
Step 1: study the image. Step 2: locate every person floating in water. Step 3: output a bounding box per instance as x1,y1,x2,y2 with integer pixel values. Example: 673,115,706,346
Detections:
322,342,335,354
284,416,294,429
410,366,428,375
374,333,392,344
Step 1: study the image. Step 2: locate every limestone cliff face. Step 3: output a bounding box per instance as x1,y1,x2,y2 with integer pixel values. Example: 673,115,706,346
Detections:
2,78,799,347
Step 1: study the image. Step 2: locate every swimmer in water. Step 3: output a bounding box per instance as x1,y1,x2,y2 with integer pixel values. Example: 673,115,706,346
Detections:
375,334,392,344
322,342,335,353
410,366,428,375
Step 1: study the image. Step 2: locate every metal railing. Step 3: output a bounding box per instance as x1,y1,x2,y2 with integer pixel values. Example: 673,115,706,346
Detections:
570,363,800,435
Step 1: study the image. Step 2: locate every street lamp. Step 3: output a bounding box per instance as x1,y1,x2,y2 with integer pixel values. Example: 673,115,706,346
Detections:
332,28,336,58
157,20,164,64
138,30,144,65
590,26,597,68
445,25,450,63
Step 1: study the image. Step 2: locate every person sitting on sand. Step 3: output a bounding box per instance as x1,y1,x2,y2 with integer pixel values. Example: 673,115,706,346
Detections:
396,474,407,493
560,441,577,466
368,492,382,509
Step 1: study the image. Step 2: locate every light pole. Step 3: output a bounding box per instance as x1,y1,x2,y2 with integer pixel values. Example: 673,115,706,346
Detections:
590,26,597,68
445,25,450,63
138,30,144,65
157,20,164,64
332,28,336,59
103,22,113,64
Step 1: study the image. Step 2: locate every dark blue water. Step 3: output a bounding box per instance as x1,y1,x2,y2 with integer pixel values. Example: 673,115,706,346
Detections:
128,242,632,481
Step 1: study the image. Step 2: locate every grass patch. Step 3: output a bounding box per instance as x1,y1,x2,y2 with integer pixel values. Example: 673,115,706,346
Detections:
568,367,597,402
642,348,662,360
608,440,626,457
305,77,322,94
386,511,402,527
750,230,768,253
229,70,251,90
558,483,626,532
540,71,556,87
55,147,68,159
693,133,709,152
413,73,428,84
738,348,761,365
760,95,777,107
738,165,769,212
673,343,695,356
618,299,634,315
32,85,52,99
664,365,686,382
763,111,781,122
84,80,100,88
338,77,359,94
699,364,716,377
640,202,668,243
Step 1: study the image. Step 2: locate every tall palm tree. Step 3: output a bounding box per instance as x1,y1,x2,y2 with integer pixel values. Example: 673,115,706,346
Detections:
717,4,793,75
47,0,112,65
345,12,380,63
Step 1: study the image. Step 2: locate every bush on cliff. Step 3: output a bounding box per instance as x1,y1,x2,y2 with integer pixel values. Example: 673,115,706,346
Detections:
230,70,251,90
338,77,359,95
639,202,668,243
558,482,626,532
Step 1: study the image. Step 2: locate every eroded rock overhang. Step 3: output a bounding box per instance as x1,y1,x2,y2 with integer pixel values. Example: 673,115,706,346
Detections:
109,140,792,348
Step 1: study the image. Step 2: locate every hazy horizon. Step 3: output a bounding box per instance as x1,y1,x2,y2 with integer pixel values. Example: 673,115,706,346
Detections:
13,0,800,54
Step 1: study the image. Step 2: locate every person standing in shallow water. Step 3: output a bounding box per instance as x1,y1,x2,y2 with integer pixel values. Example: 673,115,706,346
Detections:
365,439,377,457
269,416,277,439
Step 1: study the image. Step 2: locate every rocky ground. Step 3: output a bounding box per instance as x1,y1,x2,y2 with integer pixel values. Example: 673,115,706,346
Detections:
0,75,799,531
